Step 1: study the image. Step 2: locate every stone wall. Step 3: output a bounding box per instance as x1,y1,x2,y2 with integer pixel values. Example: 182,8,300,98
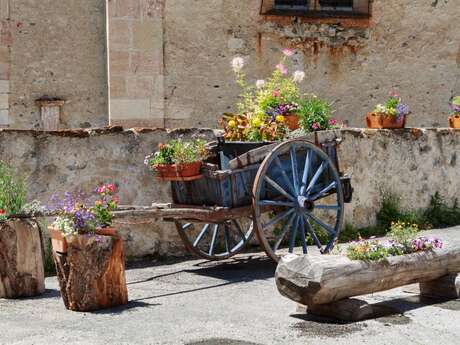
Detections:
161,0,460,128
0,127,458,258
0,0,10,127
4,0,108,129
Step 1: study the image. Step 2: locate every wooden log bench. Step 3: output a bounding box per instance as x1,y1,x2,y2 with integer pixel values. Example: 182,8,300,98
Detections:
275,248,460,321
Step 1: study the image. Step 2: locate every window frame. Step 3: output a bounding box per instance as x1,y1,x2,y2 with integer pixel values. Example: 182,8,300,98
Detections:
261,0,371,19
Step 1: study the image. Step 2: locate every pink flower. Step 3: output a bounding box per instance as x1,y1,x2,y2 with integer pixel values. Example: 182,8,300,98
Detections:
107,184,116,193
328,118,337,126
276,64,288,75
389,90,400,99
97,186,106,194
272,90,281,97
0,209,6,215
312,122,321,130
282,48,294,57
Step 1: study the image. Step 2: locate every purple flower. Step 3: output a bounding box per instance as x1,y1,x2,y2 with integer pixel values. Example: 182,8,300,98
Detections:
396,103,410,117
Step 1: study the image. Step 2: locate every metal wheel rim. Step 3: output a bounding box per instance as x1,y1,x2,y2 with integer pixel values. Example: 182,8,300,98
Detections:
252,139,344,262
175,218,254,261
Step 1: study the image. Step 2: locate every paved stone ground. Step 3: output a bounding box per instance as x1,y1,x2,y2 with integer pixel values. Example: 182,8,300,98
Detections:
1,227,460,345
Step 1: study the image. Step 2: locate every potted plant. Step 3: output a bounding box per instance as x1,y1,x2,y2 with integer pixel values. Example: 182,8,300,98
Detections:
297,94,339,133
0,160,45,299
222,48,306,142
448,96,460,129
48,184,128,312
366,91,411,129
144,139,208,180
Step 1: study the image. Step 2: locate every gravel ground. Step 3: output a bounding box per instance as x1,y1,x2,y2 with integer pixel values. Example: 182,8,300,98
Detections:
1,227,459,345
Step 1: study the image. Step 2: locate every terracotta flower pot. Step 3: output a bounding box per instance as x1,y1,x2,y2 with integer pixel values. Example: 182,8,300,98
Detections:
49,227,118,254
366,112,406,129
284,114,300,131
448,114,460,129
153,161,202,179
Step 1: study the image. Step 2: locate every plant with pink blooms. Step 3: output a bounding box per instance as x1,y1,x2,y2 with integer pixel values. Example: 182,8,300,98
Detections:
297,95,339,132
224,48,307,141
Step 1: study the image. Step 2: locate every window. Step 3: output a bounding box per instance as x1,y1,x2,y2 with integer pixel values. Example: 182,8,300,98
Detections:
266,0,370,18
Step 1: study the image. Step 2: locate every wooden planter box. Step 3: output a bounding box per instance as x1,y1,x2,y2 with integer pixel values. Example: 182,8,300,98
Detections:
276,247,460,321
0,220,45,298
49,227,128,312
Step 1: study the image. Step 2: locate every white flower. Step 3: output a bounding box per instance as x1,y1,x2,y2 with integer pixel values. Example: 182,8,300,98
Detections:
231,57,245,72
256,79,265,88
375,104,387,113
293,70,305,83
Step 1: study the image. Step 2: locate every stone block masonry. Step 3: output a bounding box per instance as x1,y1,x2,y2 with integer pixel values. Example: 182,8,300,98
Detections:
0,127,458,258
0,0,9,127
108,0,165,128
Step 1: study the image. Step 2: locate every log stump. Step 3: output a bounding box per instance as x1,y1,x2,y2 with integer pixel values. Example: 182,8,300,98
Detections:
52,231,128,312
0,220,45,298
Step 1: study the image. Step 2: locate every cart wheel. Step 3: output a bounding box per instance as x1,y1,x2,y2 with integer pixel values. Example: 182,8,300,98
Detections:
253,139,344,262
175,218,253,261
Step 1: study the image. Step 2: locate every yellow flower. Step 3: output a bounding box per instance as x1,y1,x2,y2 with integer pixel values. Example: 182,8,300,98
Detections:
275,115,285,123
228,120,237,128
252,118,262,128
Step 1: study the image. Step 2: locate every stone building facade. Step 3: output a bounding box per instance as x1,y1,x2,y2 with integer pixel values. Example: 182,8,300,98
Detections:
1,0,459,129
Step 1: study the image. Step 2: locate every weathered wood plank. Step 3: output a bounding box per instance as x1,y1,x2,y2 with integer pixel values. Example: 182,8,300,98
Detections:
52,232,128,312
0,220,45,298
276,249,460,306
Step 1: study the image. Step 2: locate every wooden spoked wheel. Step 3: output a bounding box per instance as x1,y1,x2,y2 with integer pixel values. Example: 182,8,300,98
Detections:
174,218,254,260
252,139,344,262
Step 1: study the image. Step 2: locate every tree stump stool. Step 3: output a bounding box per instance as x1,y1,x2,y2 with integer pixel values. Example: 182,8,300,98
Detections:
0,220,45,298
51,230,128,312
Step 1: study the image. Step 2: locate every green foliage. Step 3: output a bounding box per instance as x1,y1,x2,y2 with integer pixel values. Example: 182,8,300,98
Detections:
346,240,390,261
145,139,208,166
43,238,56,276
423,192,460,228
297,96,337,132
388,221,419,249
339,192,460,243
452,96,460,106
0,161,27,217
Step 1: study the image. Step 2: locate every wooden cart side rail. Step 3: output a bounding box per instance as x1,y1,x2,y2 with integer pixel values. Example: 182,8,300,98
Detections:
112,204,254,223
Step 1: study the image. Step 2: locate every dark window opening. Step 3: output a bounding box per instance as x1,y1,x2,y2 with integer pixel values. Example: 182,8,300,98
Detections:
270,0,370,18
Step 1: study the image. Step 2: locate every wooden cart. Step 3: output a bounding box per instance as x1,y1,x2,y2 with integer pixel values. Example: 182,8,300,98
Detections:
139,137,353,262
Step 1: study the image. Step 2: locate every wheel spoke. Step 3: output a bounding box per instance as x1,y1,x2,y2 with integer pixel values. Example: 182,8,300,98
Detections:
258,200,295,207
288,216,300,253
193,223,210,247
264,176,296,202
208,224,219,256
305,162,327,196
290,145,299,194
298,215,308,254
300,151,310,196
224,224,230,254
275,157,296,196
232,219,247,242
315,204,340,210
305,212,335,235
308,181,337,201
273,212,297,252
182,223,193,230
262,208,295,230
302,214,323,249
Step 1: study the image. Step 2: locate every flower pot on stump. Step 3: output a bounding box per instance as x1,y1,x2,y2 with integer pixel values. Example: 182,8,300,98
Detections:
49,227,128,312
449,115,460,129
0,220,45,298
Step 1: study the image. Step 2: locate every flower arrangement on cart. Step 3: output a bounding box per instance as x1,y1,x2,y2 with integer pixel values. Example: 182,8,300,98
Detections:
143,48,352,263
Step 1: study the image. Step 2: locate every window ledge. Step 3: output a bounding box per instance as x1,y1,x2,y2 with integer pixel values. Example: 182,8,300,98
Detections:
264,8,370,19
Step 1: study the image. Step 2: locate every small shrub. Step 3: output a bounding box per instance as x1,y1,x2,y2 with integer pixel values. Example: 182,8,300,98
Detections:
423,192,460,228
0,161,27,218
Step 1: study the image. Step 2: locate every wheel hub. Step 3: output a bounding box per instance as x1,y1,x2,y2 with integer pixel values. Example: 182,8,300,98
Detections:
297,195,314,212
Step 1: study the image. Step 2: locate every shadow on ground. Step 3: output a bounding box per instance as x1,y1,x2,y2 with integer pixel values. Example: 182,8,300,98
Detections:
290,294,460,338
129,256,275,302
